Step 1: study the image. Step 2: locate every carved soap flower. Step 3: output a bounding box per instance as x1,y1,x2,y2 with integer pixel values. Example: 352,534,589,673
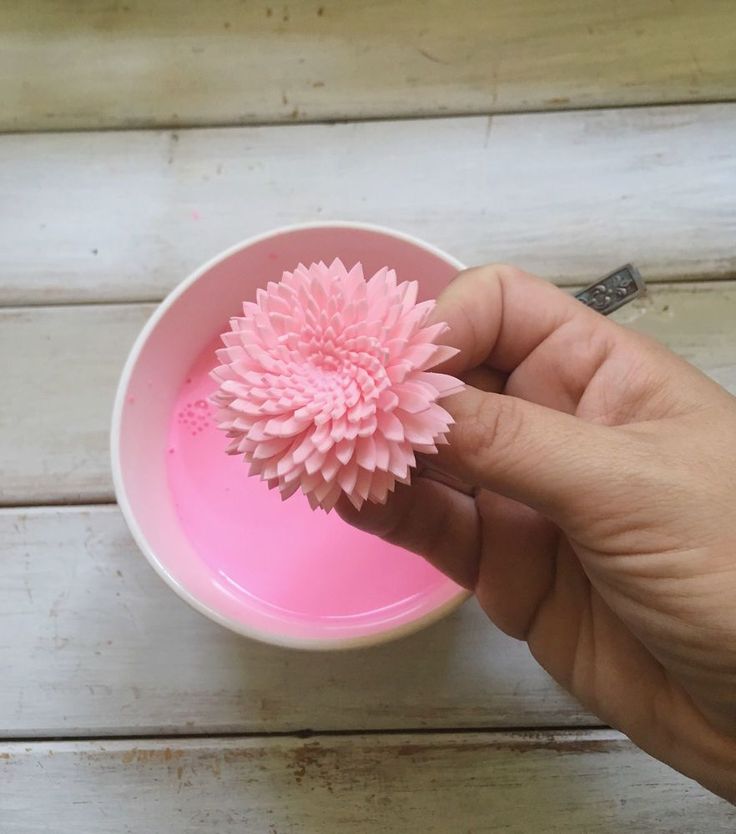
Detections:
211,259,463,511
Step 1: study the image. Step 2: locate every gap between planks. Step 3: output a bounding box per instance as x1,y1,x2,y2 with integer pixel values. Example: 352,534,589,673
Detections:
0,273,734,311
4,95,736,138
1,724,610,745
3,730,733,833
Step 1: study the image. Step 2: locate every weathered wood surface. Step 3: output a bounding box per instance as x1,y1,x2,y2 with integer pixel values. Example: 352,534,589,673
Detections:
0,504,585,736
0,303,152,505
2,732,733,833
1,282,734,507
3,0,735,133
3,0,735,818
2,105,735,305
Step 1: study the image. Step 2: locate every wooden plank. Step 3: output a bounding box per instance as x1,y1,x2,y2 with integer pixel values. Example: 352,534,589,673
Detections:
0,504,585,735
0,304,153,505
3,0,735,132
2,732,733,832
2,105,735,305
1,282,734,506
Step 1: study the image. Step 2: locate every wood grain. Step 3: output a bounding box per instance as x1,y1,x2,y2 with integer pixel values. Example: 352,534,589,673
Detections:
2,104,735,305
1,282,734,506
0,505,585,736
2,732,733,832
3,0,735,132
3,4,735,815
0,303,152,505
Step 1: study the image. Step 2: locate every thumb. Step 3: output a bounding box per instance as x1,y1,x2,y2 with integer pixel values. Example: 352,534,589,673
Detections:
434,386,628,526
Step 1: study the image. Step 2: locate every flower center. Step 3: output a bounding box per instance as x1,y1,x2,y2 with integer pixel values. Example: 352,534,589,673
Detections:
309,348,342,373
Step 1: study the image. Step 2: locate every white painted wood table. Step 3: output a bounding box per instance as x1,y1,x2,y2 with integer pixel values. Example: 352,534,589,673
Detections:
1,2,735,831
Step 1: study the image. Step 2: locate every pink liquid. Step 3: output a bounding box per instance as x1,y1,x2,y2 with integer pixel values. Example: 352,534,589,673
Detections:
166,342,456,631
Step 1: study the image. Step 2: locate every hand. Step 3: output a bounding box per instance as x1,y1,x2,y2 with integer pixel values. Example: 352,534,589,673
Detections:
338,265,736,802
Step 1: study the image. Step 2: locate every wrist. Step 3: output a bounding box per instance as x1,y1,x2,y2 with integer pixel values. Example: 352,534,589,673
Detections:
634,695,736,804
688,722,736,804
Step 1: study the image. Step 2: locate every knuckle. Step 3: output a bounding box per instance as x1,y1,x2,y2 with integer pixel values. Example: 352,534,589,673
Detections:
460,393,524,467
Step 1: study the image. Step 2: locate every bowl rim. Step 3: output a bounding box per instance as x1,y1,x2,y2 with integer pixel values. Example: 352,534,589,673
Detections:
110,220,472,650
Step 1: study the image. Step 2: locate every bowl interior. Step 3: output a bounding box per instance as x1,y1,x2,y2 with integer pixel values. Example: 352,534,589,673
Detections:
114,225,467,648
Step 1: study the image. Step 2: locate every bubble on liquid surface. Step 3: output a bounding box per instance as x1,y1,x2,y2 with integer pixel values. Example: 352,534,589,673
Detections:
177,396,212,436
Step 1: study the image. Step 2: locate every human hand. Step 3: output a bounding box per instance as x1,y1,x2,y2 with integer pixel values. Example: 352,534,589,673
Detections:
337,265,736,802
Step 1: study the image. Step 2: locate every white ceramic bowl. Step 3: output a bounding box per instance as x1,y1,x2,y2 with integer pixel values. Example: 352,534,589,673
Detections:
111,222,470,649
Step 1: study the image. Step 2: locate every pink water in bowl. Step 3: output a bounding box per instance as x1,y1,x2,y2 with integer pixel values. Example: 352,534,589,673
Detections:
166,338,463,642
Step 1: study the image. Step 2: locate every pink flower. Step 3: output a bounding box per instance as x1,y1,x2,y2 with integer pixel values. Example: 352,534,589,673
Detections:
211,259,463,511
